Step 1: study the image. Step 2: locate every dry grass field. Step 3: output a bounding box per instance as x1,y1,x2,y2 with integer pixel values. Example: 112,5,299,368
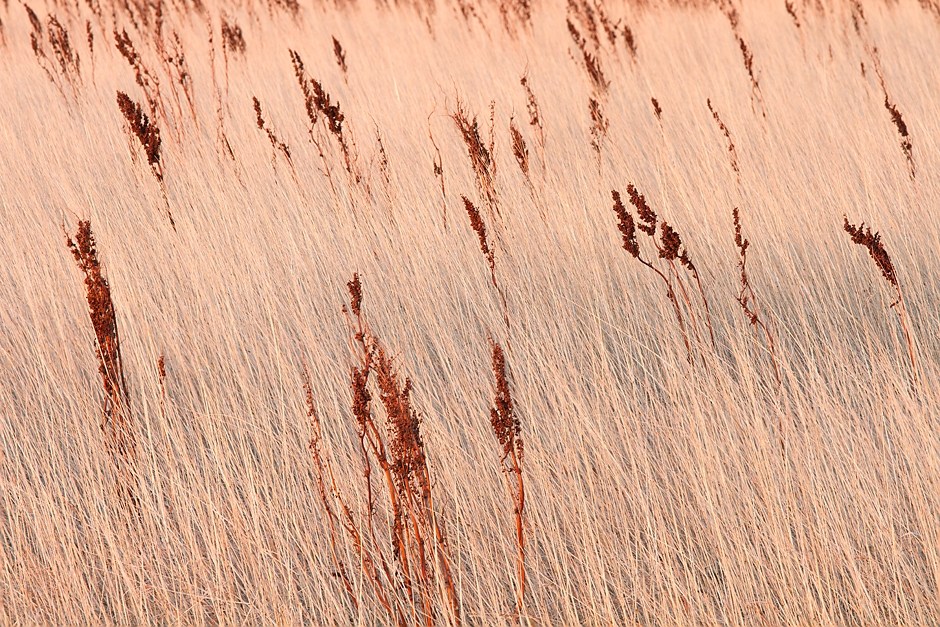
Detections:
2,0,940,624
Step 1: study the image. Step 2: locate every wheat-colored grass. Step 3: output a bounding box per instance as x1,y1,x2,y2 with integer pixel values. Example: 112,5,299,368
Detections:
2,0,940,625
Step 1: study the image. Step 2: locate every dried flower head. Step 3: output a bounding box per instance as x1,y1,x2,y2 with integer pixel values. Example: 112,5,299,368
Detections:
463,196,492,261
252,95,294,173
509,116,529,178
843,216,897,287
623,23,637,57
883,95,914,177
520,72,542,137
489,339,522,462
47,16,80,81
350,365,371,432
626,183,657,236
452,98,497,209
374,346,429,502
733,207,748,256
707,98,740,175
117,91,162,177
588,97,608,158
221,17,245,55
347,272,363,317
659,221,682,261
612,190,639,258
65,220,138,478
332,36,347,75
290,50,353,174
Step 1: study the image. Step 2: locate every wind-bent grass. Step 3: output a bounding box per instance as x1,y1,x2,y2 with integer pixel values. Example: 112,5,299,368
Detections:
2,0,940,625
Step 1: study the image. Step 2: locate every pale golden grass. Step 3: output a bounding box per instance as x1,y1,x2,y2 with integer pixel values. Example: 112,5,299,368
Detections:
1,1,940,625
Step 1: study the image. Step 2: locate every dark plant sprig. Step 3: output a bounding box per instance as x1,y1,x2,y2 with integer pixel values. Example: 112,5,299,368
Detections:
114,28,165,126
163,31,196,125
626,184,657,237
843,217,897,288
332,36,347,78
651,97,662,121
883,95,915,178
843,215,915,382
785,1,801,30
47,15,81,88
25,6,72,99
116,91,163,180
510,116,529,180
221,17,245,55
732,208,780,388
336,275,461,625
588,97,609,163
718,0,764,115
707,99,740,178
567,18,608,95
520,71,546,169
117,91,174,228
290,49,356,179
452,97,498,214
612,189,692,361
65,220,139,514
464,196,495,286
252,95,296,177
612,190,640,258
464,197,510,339
488,338,525,621
623,23,637,58
661,222,715,349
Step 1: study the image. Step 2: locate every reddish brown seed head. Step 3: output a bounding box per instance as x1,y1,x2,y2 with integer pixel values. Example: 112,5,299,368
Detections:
463,196,491,259
221,18,245,55
509,117,529,177
884,96,909,138
489,339,521,461
350,365,371,432
252,96,264,130
651,97,662,120
844,216,897,287
732,207,749,256
116,91,162,175
347,273,363,317
623,24,637,57
679,249,696,273
332,36,347,74
612,190,639,258
659,222,682,261
373,345,428,496
626,184,657,237
65,220,127,411
520,73,542,131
